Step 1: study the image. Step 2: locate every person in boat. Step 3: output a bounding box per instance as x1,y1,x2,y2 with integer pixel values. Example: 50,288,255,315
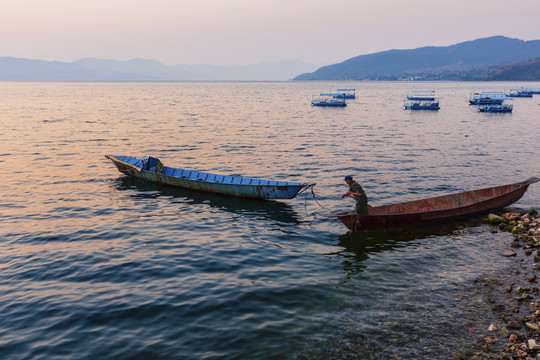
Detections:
341,175,369,215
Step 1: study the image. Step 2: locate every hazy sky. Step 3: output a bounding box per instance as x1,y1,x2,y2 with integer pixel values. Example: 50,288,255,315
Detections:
2,0,540,66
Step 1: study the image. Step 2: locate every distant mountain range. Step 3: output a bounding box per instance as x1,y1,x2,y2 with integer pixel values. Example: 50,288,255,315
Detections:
3,36,540,81
0,57,321,81
294,36,540,81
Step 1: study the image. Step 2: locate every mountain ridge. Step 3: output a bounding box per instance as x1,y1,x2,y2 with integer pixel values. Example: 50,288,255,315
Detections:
294,36,540,81
0,57,322,81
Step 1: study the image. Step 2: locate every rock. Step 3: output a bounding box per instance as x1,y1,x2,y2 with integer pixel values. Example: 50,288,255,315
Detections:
528,339,540,350
488,324,498,331
513,224,526,234
525,321,540,331
501,224,515,232
514,348,527,357
507,319,522,329
503,250,517,257
504,212,521,221
489,213,506,224
528,275,538,282
510,333,518,342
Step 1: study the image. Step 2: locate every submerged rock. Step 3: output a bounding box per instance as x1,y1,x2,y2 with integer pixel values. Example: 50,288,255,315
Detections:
507,319,522,329
502,250,517,257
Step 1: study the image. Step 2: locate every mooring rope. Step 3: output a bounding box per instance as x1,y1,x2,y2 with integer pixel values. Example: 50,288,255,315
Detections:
310,186,327,209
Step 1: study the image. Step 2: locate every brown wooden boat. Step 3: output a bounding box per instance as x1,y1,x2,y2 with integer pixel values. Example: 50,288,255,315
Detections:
325,177,539,231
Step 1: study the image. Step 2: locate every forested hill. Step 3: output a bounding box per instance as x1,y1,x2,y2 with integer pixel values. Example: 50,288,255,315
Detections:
294,36,540,81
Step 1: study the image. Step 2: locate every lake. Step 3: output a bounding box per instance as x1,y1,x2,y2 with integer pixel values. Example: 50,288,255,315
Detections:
1,81,539,359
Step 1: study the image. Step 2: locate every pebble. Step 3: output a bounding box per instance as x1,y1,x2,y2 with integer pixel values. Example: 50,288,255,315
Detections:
507,319,522,329
502,250,517,257
529,339,540,350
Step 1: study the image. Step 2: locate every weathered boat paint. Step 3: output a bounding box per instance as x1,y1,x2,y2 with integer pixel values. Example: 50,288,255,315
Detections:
326,177,539,231
105,155,315,200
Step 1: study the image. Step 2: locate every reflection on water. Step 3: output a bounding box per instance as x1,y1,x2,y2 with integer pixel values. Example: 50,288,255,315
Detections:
338,216,487,251
113,175,302,225
333,217,487,277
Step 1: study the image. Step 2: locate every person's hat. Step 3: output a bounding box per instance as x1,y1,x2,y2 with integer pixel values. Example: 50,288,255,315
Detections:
344,175,353,181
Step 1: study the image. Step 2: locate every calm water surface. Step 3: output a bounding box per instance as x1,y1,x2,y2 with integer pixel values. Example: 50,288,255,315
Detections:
1,81,539,359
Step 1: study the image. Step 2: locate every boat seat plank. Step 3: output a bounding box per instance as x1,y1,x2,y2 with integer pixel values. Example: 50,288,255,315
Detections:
163,166,175,177
180,170,191,179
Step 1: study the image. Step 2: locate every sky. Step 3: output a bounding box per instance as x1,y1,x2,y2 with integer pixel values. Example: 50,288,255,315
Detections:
2,0,540,66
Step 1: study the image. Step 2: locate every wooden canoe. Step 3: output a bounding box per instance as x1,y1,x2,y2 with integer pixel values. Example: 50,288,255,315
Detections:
105,155,315,200
325,177,539,231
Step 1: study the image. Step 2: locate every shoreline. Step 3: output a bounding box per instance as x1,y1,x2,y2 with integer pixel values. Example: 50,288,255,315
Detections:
471,209,540,359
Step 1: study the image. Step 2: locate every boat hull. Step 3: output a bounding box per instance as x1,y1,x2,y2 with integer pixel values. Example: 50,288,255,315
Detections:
327,178,539,231
311,101,347,107
106,155,314,200
478,108,513,113
404,103,440,110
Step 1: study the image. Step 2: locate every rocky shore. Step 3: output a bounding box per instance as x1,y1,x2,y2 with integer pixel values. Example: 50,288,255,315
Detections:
472,209,540,359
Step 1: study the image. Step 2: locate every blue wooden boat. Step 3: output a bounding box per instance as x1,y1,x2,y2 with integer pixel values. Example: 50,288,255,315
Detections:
469,91,504,105
311,93,347,107
478,97,513,113
333,89,356,99
520,87,540,94
505,89,533,98
404,90,439,110
105,155,316,199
